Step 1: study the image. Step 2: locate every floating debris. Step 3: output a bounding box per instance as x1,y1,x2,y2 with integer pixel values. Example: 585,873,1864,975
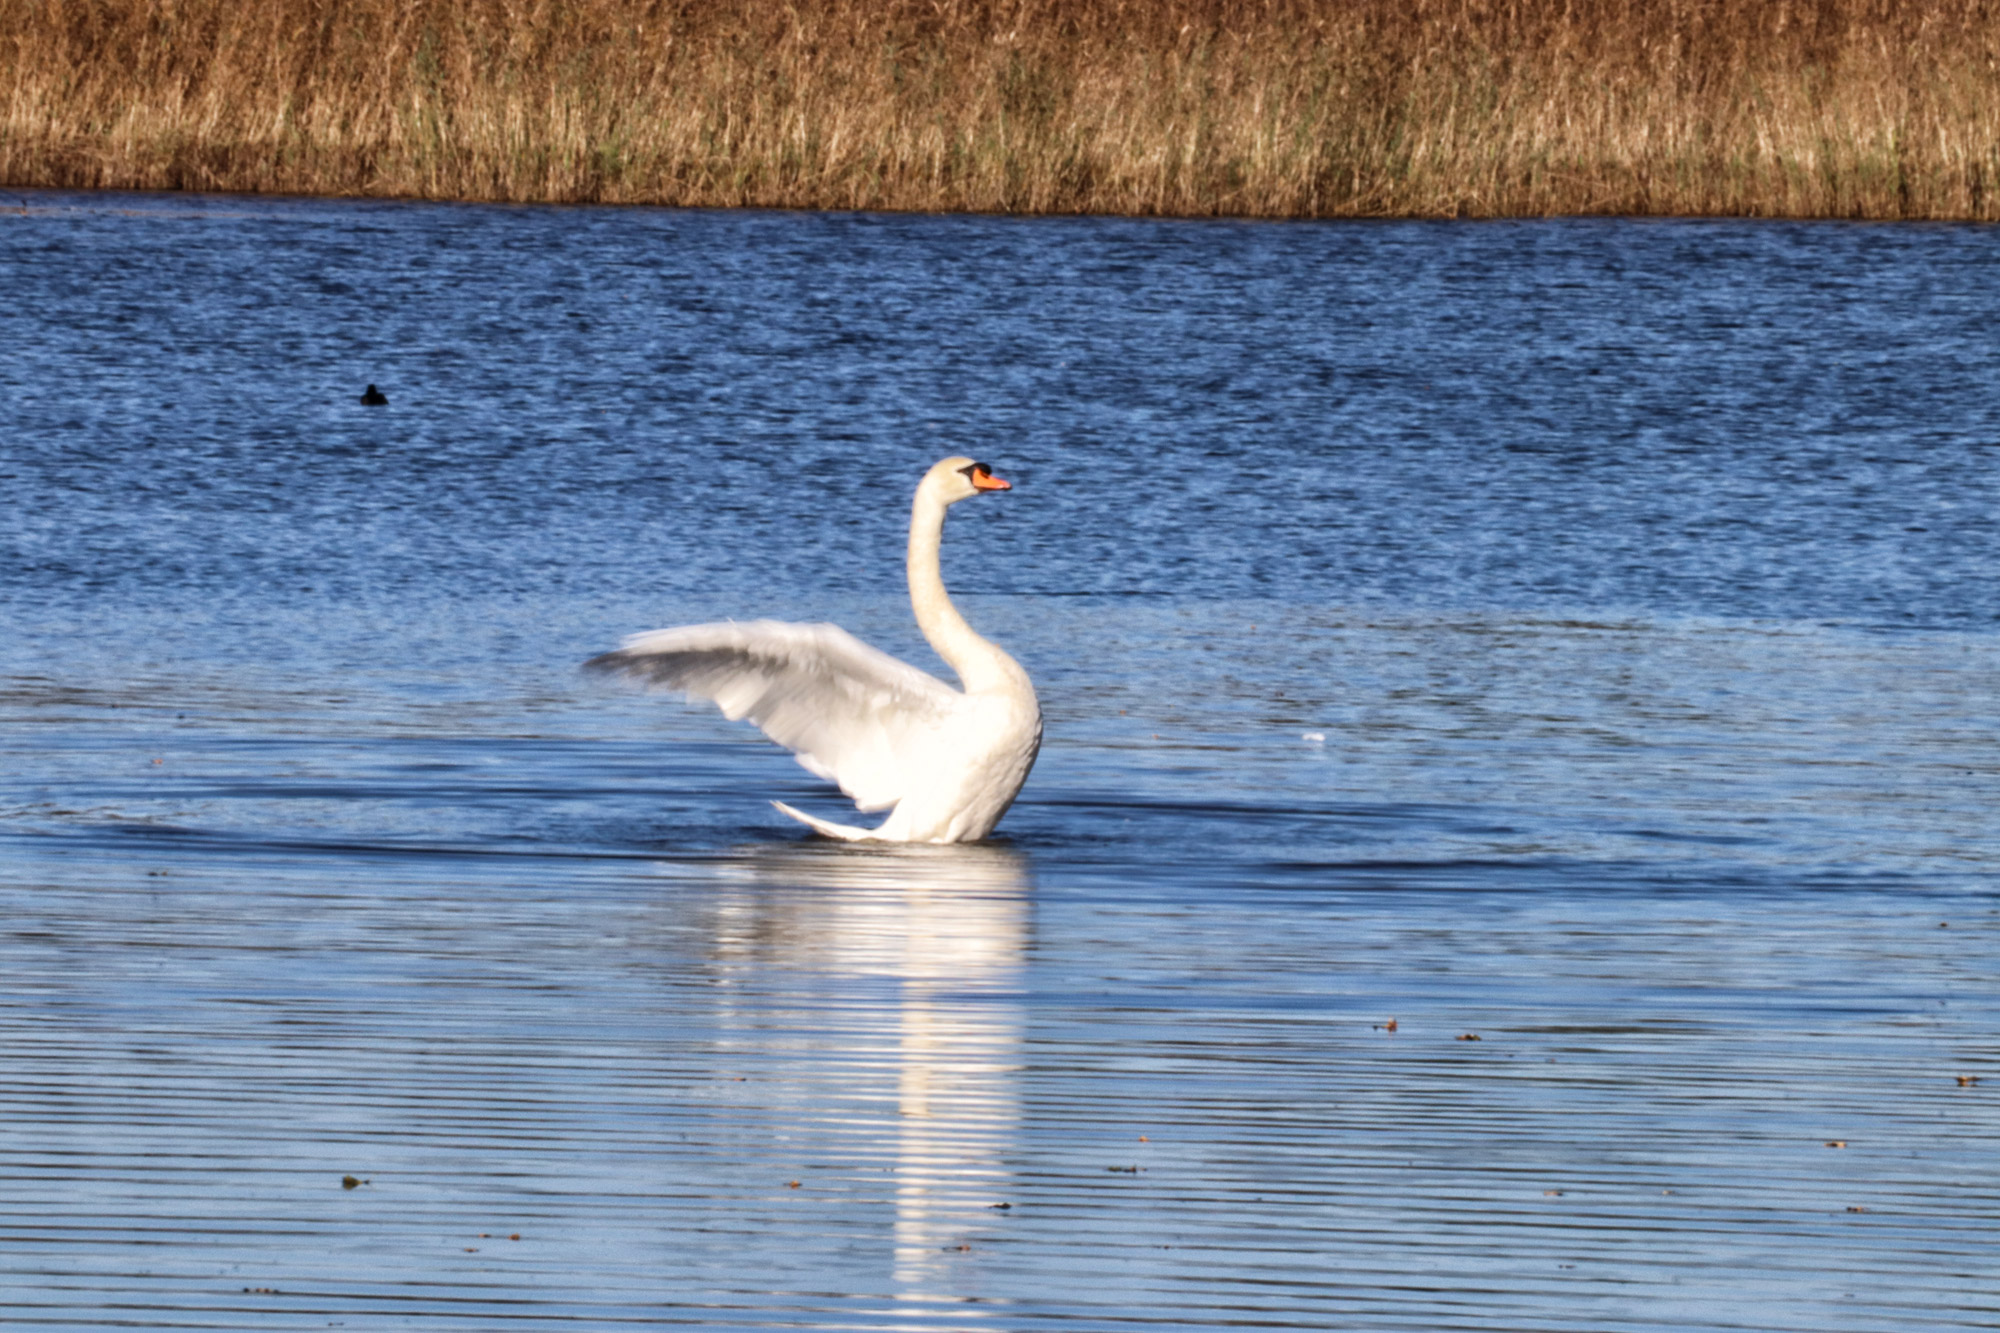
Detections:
785,1180,801,1189
1106,1165,1144,1174
988,1202,1012,1210
1826,1140,1847,1149
1957,1075,1980,1086
340,1175,369,1189
1456,1033,1482,1042
1847,1206,1869,1213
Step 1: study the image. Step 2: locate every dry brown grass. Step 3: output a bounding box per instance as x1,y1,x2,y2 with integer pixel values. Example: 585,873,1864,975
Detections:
4,0,1998,218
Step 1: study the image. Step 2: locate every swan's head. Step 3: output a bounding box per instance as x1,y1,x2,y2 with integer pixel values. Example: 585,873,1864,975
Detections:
924,455,1012,506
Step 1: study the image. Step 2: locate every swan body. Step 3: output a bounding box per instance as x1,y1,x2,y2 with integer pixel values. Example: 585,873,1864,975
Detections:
587,457,1041,843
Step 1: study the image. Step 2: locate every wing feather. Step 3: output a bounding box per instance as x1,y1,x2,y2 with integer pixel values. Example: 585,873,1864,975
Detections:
585,620,960,811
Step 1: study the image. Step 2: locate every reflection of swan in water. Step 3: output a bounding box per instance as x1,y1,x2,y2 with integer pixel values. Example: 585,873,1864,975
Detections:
587,458,1042,844
712,843,1029,1293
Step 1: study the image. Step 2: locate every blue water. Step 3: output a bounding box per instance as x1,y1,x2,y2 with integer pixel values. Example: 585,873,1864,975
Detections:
1,191,1996,1329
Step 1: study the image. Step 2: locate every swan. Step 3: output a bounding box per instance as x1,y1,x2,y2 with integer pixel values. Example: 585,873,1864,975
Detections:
586,457,1042,843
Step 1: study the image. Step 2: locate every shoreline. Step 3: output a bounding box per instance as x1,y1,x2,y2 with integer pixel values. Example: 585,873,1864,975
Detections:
9,181,2000,226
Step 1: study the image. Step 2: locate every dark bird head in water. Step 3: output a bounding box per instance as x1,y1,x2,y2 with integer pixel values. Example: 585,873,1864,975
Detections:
360,384,388,406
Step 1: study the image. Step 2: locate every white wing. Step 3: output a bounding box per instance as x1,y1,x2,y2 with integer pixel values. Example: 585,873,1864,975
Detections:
586,620,962,811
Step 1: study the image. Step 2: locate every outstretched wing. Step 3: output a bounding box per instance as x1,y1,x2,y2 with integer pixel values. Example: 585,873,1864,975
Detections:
586,620,961,811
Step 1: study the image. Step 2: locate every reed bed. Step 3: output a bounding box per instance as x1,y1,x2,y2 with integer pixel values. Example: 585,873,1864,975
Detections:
4,0,1998,218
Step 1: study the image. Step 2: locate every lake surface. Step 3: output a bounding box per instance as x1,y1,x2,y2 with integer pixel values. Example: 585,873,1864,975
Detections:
2,190,1996,1330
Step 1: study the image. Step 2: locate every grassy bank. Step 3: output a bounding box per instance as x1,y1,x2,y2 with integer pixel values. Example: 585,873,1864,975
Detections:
4,0,1998,218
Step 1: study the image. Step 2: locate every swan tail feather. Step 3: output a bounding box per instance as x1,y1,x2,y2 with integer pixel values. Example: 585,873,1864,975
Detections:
771,800,883,842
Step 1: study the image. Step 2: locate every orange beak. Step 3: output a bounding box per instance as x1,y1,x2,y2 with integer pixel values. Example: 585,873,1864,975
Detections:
972,469,1011,491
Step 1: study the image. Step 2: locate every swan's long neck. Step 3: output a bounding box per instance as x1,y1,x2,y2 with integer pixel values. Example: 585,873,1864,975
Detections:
908,487,1022,695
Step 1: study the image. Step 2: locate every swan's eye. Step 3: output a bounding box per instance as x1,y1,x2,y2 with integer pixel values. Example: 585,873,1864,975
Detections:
958,462,989,479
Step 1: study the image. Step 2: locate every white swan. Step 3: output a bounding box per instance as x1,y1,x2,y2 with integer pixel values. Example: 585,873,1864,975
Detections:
587,457,1042,843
